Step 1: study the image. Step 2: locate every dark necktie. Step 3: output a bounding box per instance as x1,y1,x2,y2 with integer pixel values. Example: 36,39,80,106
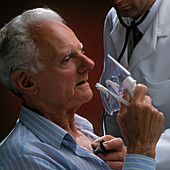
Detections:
117,20,145,63
132,26,143,48
128,21,143,62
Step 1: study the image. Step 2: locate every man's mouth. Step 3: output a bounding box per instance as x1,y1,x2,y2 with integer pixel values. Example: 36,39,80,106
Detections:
76,81,86,86
118,4,130,10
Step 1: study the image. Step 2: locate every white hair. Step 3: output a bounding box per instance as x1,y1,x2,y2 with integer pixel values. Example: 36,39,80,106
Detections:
0,8,65,97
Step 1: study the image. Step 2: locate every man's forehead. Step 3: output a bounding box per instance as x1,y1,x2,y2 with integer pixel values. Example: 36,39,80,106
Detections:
30,20,83,59
31,20,79,44
30,20,71,39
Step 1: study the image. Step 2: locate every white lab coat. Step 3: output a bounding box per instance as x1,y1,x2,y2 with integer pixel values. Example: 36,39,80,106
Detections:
156,129,170,169
103,0,170,169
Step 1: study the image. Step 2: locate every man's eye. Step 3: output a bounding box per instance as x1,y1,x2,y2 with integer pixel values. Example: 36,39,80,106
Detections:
64,56,71,63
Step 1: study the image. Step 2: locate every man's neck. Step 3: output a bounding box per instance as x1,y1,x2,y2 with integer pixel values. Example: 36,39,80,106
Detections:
22,102,94,152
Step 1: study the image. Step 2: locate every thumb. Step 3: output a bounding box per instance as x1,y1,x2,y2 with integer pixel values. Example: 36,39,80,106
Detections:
122,89,131,102
120,89,131,110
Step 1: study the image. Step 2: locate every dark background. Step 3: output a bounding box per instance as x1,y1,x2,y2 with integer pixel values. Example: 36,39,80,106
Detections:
0,0,112,142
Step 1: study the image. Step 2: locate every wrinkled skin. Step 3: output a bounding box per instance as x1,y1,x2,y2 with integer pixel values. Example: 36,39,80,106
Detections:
117,84,164,158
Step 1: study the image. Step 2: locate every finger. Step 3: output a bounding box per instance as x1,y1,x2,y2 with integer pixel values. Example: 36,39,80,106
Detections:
92,135,115,148
102,138,124,152
122,89,131,102
98,151,125,161
132,84,147,101
93,135,115,143
119,89,131,112
119,102,128,115
145,95,152,105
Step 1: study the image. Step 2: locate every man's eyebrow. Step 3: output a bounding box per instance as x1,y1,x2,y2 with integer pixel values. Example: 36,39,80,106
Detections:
61,43,83,58
63,51,72,57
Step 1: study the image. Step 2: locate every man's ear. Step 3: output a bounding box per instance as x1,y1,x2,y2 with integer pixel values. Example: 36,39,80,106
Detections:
11,70,38,95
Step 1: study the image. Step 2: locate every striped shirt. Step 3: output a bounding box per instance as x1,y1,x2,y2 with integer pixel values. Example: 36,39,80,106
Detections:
0,106,110,170
0,106,156,169
123,154,156,170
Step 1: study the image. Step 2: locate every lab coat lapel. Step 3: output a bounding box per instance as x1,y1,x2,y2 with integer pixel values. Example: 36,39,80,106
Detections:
110,19,129,67
128,0,169,71
128,22,157,70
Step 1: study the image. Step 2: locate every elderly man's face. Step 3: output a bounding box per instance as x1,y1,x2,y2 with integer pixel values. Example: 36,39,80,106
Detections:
33,21,94,111
109,0,155,19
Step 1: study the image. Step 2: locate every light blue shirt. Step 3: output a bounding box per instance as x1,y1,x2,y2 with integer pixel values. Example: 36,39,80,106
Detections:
0,106,156,169
123,154,156,170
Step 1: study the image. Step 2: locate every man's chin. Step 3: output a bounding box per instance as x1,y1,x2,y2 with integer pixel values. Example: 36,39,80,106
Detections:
81,90,93,103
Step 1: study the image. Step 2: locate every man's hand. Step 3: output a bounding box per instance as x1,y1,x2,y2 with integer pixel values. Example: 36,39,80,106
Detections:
92,135,127,170
117,84,164,158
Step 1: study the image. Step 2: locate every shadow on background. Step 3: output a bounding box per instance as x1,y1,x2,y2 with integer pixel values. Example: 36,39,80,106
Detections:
0,0,111,142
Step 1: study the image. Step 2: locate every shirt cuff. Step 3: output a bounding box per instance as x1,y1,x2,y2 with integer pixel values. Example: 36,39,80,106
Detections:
123,154,156,170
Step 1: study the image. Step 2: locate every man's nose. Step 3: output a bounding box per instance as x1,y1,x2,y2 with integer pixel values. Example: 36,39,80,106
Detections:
77,54,95,74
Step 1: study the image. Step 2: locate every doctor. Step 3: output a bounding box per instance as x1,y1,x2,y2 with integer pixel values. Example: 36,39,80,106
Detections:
101,0,170,169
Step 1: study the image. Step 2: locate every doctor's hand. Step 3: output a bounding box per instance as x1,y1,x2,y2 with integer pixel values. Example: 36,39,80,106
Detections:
92,135,127,170
117,84,164,158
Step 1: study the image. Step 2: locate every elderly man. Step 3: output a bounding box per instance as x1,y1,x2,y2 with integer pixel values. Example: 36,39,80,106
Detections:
0,8,163,169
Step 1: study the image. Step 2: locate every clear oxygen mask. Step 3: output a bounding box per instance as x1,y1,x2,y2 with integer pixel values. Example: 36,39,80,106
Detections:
97,54,136,116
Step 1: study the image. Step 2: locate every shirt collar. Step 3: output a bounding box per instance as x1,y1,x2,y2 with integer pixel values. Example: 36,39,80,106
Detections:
19,105,97,150
128,0,161,33
19,105,71,149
